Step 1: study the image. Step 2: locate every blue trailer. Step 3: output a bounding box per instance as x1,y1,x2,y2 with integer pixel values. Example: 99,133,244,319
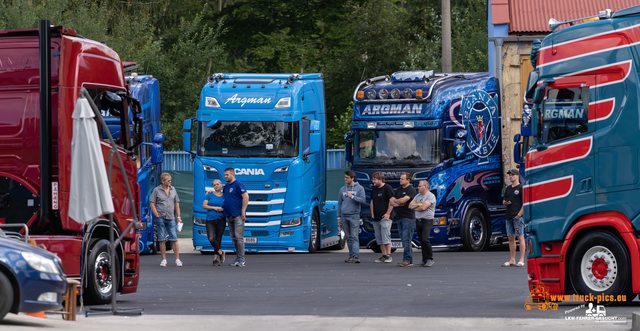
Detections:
346,71,508,252
183,73,343,253
103,74,164,254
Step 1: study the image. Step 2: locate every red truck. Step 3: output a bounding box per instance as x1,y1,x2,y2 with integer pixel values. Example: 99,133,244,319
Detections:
0,21,142,304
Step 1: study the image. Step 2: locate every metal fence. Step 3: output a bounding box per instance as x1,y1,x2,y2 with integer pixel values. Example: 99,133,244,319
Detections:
163,149,348,172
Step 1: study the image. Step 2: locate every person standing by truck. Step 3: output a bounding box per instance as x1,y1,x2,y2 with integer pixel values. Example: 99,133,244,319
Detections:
338,170,366,263
390,173,416,267
502,169,525,267
370,172,394,263
150,173,182,267
203,179,225,266
409,180,437,267
223,168,249,267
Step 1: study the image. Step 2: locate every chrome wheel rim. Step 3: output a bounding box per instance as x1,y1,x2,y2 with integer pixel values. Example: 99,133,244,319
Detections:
469,216,484,247
94,252,112,295
580,245,617,292
310,215,318,250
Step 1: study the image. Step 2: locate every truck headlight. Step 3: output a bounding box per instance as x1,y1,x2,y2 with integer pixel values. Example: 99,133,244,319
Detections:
205,97,220,107
193,217,206,226
281,217,302,228
21,252,60,274
275,97,291,108
274,165,289,172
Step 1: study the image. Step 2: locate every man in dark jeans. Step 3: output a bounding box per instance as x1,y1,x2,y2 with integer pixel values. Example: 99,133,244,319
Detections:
409,180,437,267
202,179,225,266
223,168,249,267
390,173,416,267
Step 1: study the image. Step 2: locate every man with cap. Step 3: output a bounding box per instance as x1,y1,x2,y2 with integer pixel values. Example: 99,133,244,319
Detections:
502,169,525,267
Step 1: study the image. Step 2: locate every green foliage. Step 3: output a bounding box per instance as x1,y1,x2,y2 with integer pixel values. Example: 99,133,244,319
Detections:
138,15,227,150
402,0,488,73
328,102,354,149
323,0,411,142
0,0,489,151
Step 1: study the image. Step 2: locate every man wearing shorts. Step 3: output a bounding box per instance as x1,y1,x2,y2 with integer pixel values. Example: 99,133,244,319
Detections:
502,169,525,267
370,172,394,263
150,173,182,267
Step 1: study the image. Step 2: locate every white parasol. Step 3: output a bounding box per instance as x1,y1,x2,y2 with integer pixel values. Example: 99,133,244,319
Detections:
68,95,114,224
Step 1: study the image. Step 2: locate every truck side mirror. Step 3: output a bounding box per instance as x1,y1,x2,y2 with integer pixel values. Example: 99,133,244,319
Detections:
513,133,521,143
150,143,163,165
530,80,552,141
345,140,353,164
132,116,143,149
513,141,522,164
310,132,320,154
153,133,165,144
183,119,192,152
309,120,321,154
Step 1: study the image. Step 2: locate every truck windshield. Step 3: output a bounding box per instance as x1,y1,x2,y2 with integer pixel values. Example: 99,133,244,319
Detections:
198,121,299,158
355,129,442,166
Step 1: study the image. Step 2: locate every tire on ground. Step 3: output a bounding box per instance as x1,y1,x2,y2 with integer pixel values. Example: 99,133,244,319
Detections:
327,229,346,250
0,272,13,320
461,208,488,252
84,239,119,305
568,231,633,304
308,210,321,253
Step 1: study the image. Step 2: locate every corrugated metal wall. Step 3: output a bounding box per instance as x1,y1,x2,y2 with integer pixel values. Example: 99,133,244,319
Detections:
509,0,637,33
163,149,348,172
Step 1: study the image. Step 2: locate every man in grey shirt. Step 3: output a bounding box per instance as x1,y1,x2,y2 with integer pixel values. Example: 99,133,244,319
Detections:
150,173,182,267
409,180,437,267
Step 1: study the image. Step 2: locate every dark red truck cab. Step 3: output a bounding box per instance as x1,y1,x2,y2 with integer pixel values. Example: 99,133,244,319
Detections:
0,23,140,304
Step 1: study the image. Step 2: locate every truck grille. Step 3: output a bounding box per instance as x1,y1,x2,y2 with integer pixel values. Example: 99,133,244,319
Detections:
247,205,269,212
242,181,272,190
250,194,269,201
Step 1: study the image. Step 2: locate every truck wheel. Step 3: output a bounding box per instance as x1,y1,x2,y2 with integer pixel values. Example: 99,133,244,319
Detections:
461,209,487,252
150,225,158,255
568,231,632,302
84,239,119,305
308,211,320,253
328,229,346,250
0,272,13,320
370,242,382,253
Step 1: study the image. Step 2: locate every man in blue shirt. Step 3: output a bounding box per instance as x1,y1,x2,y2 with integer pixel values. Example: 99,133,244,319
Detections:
223,168,249,266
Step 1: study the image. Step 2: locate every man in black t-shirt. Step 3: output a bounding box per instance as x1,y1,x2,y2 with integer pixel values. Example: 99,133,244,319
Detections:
502,169,525,267
390,173,416,267
370,172,394,263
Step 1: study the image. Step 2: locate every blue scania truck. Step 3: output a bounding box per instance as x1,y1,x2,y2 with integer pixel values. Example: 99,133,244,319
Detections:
346,71,508,252
183,73,343,253
103,73,164,254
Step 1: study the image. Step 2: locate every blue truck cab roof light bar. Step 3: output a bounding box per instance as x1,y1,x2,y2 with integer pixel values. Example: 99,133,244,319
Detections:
354,72,468,103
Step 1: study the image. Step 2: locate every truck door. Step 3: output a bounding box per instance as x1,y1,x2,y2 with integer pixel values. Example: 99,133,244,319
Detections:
525,76,595,229
593,69,640,213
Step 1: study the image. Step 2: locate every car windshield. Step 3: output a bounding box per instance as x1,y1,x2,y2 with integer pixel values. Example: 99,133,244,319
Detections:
198,121,299,158
354,129,442,166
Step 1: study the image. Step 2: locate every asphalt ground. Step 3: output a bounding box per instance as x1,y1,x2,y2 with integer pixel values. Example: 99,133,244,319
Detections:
0,239,635,330
117,240,636,320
